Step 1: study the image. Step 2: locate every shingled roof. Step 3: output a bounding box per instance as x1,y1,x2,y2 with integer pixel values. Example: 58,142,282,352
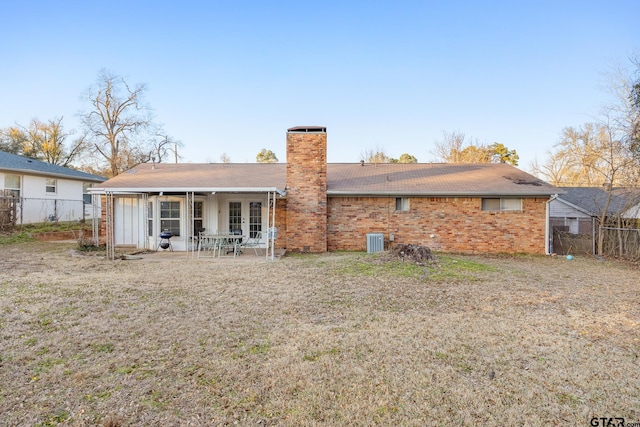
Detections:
558,187,640,216
327,163,558,196
0,150,105,182
94,161,559,196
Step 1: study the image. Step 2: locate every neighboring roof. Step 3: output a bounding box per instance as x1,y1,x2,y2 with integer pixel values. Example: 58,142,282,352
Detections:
558,187,640,217
0,150,105,182
93,161,559,197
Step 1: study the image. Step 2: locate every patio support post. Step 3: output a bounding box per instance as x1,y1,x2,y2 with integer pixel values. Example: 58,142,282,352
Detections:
105,191,115,261
271,190,276,261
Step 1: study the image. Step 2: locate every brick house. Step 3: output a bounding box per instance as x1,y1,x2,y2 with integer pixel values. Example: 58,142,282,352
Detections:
91,126,560,254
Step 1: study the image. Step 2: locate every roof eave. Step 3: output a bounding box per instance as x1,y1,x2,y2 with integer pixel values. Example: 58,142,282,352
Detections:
2,167,105,182
327,190,560,197
91,186,286,194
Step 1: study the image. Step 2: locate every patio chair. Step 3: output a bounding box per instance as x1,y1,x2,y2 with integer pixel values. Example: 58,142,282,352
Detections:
197,232,217,258
220,229,243,256
241,231,263,256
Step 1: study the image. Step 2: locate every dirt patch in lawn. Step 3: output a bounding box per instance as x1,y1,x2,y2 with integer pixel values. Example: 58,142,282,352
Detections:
0,243,638,426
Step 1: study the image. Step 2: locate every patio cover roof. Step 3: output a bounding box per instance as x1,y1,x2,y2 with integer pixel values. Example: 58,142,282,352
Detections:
91,162,560,197
91,163,287,194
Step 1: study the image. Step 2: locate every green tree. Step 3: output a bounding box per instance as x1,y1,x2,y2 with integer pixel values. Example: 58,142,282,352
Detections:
458,145,492,163
256,148,278,163
489,142,519,166
23,117,85,166
433,131,518,165
1,119,85,166
0,126,28,155
397,153,418,163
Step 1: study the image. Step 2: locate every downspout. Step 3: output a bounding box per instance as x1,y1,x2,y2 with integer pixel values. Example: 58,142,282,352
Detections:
592,216,596,255
545,195,558,255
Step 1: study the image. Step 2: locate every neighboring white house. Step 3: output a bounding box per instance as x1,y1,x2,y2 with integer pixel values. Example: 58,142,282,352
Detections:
549,186,640,256
0,150,105,225
550,187,640,235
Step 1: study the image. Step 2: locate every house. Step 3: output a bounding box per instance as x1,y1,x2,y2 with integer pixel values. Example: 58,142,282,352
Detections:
549,186,640,254
0,150,105,226
91,126,561,255
550,187,640,232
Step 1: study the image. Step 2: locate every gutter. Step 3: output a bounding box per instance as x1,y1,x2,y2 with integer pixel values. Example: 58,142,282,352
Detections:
4,167,105,182
90,187,286,195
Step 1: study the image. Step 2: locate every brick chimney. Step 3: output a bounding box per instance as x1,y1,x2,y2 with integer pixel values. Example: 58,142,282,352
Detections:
285,126,327,252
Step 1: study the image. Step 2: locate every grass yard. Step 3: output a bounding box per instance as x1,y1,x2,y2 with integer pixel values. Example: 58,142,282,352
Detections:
0,242,638,426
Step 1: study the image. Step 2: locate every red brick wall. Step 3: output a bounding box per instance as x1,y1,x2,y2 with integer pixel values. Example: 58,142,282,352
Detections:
273,198,287,250
285,131,327,252
327,196,548,254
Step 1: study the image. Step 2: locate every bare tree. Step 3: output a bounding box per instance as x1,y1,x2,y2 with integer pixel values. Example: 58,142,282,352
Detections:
80,70,152,177
432,130,466,162
147,126,182,164
220,153,231,163
360,145,391,163
530,151,573,186
533,122,637,188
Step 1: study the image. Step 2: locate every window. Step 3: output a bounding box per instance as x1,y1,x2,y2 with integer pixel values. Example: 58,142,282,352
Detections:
228,201,242,232
249,201,262,238
160,200,181,236
5,174,20,197
482,198,522,211
395,197,409,211
82,182,93,204
148,201,154,237
45,178,57,194
193,201,204,233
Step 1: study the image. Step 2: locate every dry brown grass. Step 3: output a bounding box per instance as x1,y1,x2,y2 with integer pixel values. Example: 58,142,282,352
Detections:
0,242,639,426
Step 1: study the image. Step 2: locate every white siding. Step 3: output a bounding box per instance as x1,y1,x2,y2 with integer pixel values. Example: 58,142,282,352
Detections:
549,199,591,219
9,174,89,224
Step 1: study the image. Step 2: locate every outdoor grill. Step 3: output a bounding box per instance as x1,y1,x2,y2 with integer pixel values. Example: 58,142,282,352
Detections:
158,231,173,251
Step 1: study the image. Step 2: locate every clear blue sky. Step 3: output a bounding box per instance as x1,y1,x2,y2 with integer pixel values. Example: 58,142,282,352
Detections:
1,0,638,169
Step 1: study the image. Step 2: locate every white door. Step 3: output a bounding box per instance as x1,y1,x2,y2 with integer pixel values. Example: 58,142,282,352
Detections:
114,197,139,245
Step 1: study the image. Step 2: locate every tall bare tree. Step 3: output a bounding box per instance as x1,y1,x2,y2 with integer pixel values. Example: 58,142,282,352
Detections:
80,70,152,177
147,126,182,164
432,130,467,163
532,122,637,187
533,55,640,188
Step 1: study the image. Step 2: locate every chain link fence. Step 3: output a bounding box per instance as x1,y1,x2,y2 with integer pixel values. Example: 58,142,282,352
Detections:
0,192,97,230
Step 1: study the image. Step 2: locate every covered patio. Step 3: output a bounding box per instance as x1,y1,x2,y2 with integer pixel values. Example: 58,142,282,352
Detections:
89,163,287,260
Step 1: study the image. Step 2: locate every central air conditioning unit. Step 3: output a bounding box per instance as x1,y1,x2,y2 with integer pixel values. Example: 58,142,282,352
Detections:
366,233,384,253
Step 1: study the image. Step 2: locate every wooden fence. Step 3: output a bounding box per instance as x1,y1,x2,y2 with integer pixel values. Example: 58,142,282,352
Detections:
0,191,18,231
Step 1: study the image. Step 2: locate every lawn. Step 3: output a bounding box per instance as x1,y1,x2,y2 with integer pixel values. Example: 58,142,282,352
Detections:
0,242,638,426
